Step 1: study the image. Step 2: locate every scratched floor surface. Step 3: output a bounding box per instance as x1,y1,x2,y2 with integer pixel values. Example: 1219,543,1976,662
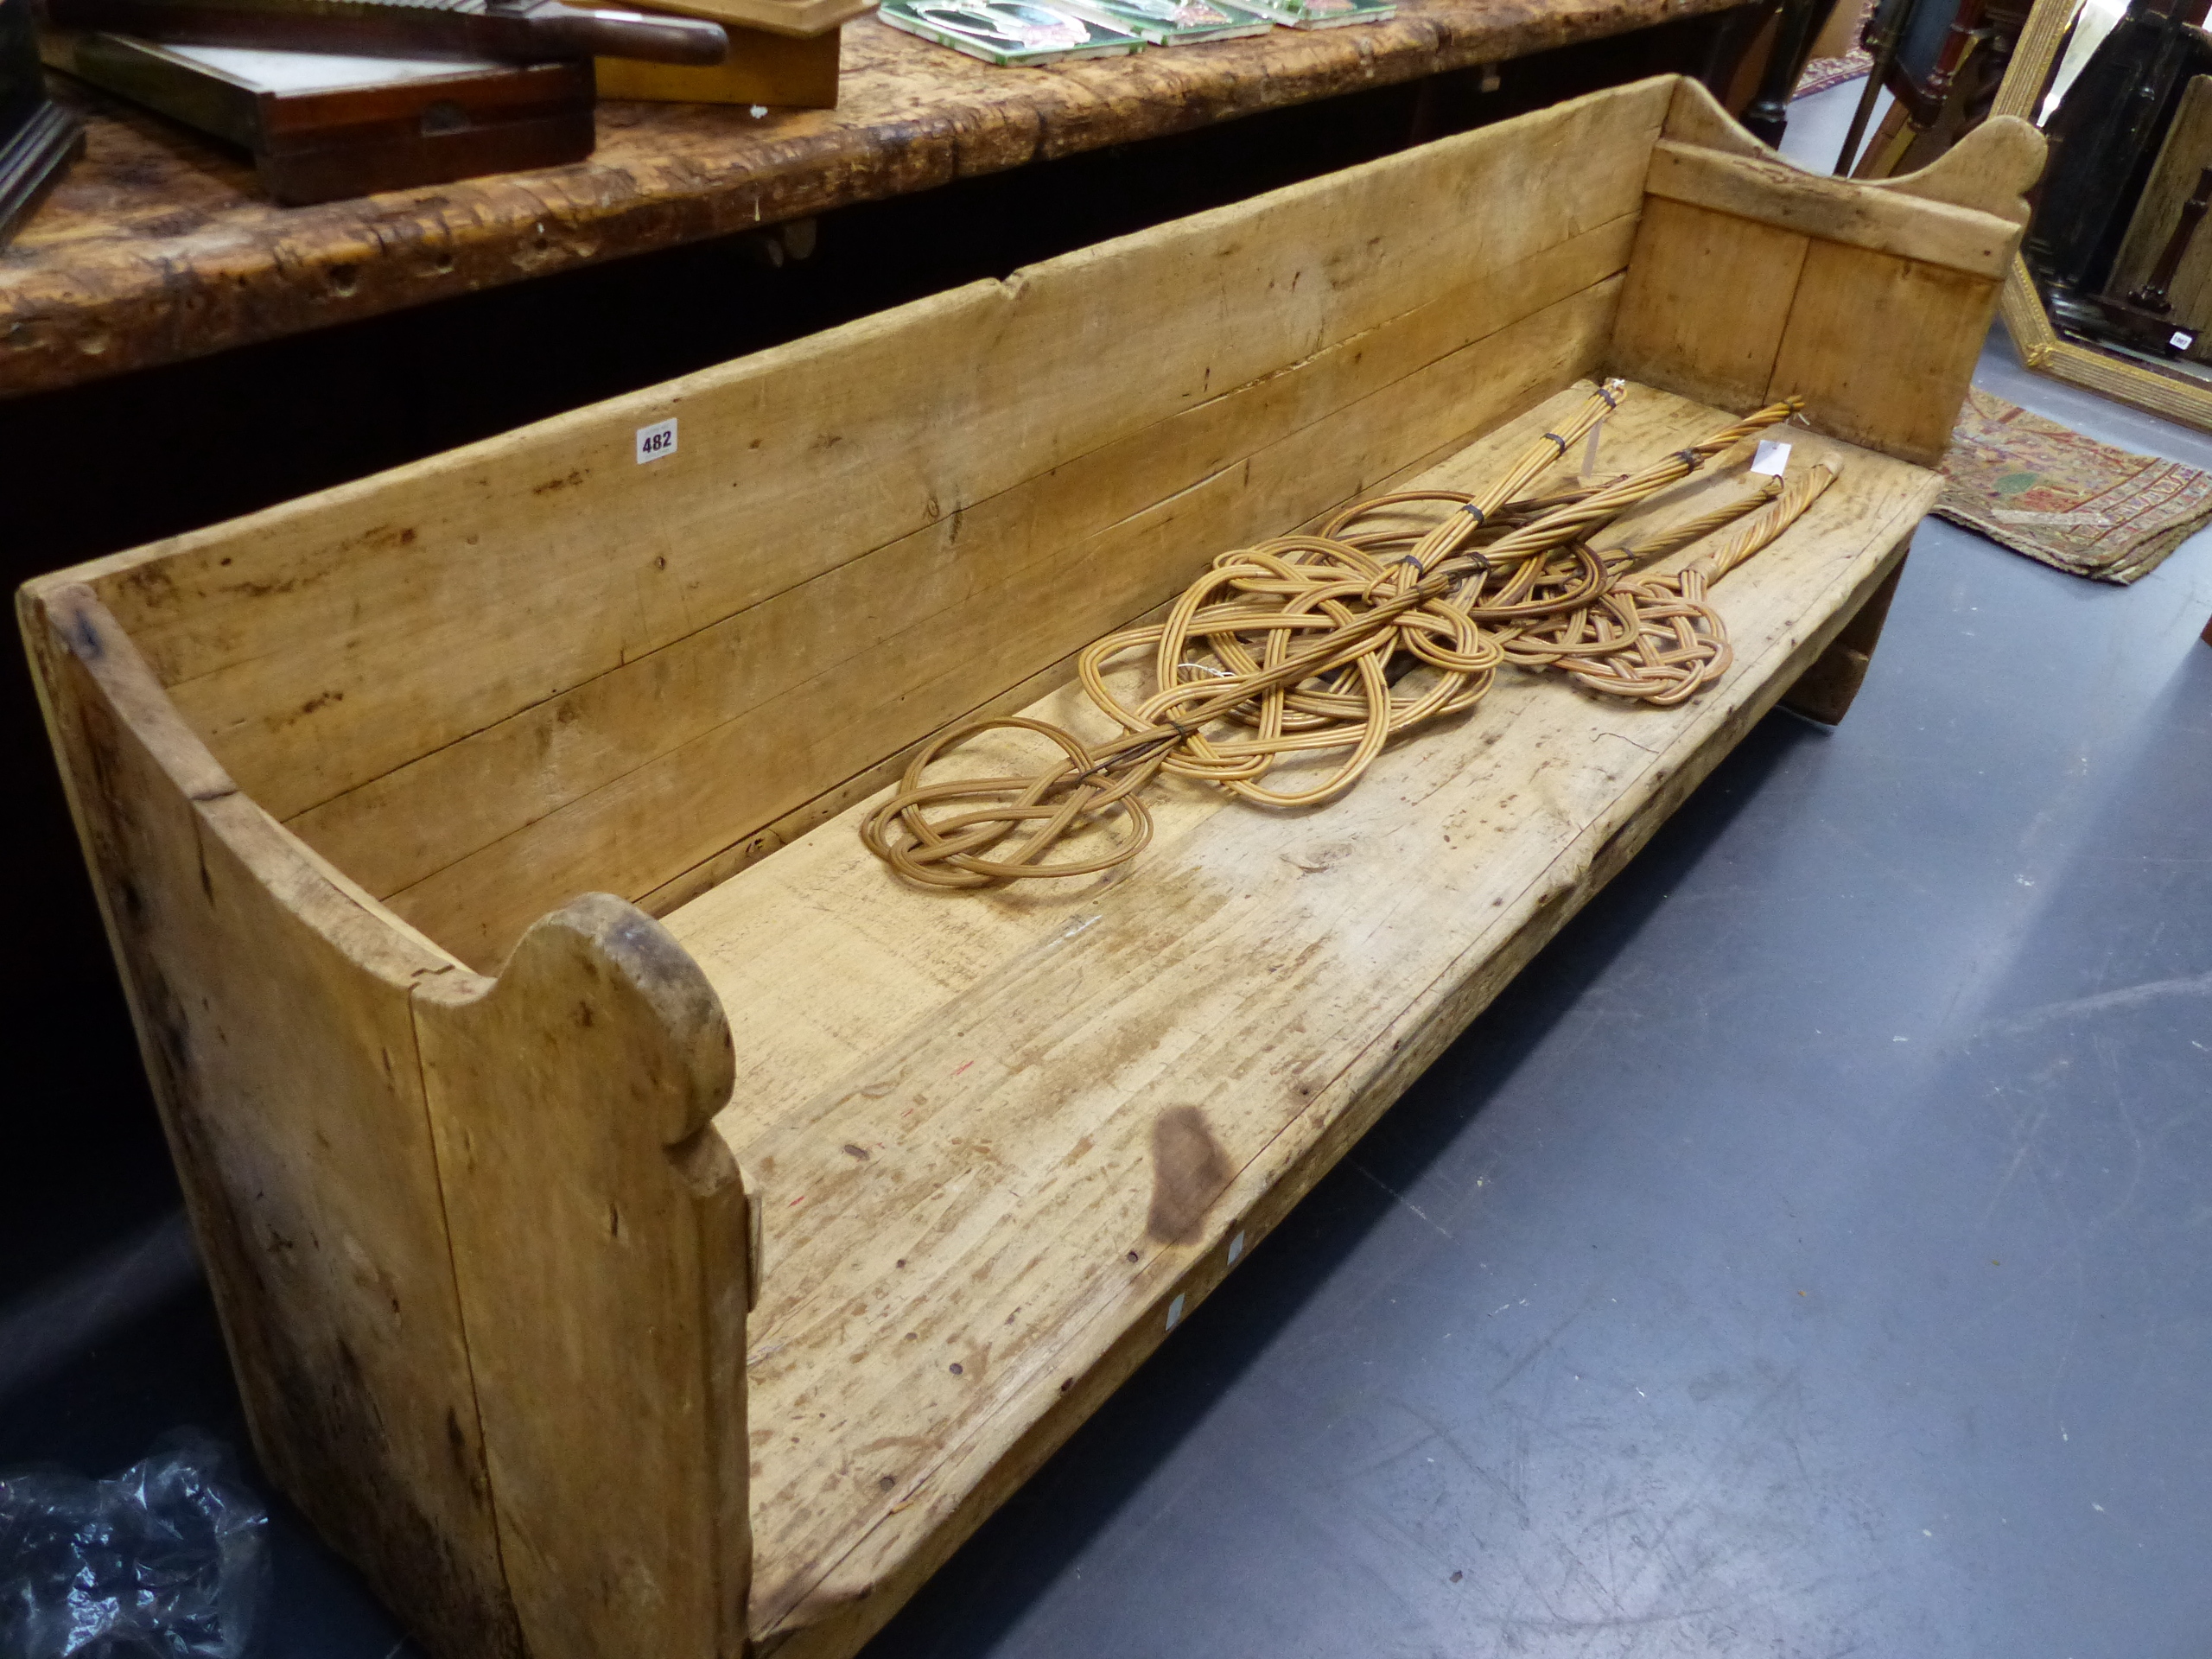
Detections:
7,90,2212,1659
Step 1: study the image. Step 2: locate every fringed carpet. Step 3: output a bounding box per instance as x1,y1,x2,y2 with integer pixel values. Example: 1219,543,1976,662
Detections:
1936,388,2212,584
1796,0,1874,96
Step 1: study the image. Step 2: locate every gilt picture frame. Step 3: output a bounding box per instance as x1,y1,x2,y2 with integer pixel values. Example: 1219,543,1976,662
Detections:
1996,0,2212,429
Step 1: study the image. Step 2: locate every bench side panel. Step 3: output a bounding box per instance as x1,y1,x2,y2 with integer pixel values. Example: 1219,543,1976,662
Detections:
1609,77,2044,462
411,895,752,1659
16,581,524,1659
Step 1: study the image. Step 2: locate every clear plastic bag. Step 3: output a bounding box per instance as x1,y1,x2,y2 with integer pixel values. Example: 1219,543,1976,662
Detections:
0,1430,270,1659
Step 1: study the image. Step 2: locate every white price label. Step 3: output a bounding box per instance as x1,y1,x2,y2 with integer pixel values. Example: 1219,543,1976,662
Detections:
1580,422,1605,481
1751,439,1791,478
635,417,678,464
2172,329,2196,353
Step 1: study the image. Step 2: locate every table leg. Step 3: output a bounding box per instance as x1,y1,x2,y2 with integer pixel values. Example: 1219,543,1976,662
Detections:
1742,0,1832,146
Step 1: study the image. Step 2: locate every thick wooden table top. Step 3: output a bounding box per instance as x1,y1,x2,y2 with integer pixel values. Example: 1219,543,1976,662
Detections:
0,0,1742,399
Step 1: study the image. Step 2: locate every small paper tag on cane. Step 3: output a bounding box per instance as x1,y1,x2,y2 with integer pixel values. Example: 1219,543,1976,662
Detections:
1751,439,1791,478
1580,422,1605,481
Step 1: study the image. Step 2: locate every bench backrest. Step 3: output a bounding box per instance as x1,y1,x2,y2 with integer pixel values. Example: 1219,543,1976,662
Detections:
64,75,1676,968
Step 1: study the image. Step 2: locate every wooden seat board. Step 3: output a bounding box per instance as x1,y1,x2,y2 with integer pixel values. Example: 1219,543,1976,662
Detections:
660,378,1938,1644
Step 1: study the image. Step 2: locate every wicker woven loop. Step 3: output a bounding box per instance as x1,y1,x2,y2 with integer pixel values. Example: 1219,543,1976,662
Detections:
862,392,1829,888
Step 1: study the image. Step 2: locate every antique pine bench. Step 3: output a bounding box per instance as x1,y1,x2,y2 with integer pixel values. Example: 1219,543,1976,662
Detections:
22,76,2038,1659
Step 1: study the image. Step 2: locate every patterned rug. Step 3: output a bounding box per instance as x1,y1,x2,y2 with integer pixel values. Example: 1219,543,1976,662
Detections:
1796,0,1874,97
1936,388,2212,584
1796,49,1871,98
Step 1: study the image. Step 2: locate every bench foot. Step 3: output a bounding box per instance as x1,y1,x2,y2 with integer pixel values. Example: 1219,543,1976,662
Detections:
1781,546,1908,725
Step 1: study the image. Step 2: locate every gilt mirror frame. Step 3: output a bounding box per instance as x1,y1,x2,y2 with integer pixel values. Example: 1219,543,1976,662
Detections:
1996,0,2212,426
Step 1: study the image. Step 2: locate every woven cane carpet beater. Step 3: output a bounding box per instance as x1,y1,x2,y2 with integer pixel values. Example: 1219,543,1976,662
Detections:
863,385,1840,889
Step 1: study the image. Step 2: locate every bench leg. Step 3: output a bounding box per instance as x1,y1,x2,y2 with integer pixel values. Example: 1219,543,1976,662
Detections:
1781,544,1909,725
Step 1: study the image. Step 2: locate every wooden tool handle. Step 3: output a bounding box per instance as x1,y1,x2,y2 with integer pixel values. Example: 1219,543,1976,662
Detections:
1924,0,1991,110
525,1,727,63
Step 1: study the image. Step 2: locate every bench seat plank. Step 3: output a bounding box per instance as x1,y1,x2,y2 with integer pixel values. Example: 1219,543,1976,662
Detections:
659,377,1936,1650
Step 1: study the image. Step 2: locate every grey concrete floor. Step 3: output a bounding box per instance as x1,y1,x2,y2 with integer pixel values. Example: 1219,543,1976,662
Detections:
1785,66,1894,178
8,79,2211,1659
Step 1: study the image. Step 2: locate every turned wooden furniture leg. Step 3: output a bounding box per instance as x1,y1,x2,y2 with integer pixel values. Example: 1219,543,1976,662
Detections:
1741,0,1828,146
1780,543,1909,722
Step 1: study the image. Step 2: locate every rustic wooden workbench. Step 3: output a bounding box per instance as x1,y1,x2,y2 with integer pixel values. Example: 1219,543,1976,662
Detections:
0,0,1758,397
